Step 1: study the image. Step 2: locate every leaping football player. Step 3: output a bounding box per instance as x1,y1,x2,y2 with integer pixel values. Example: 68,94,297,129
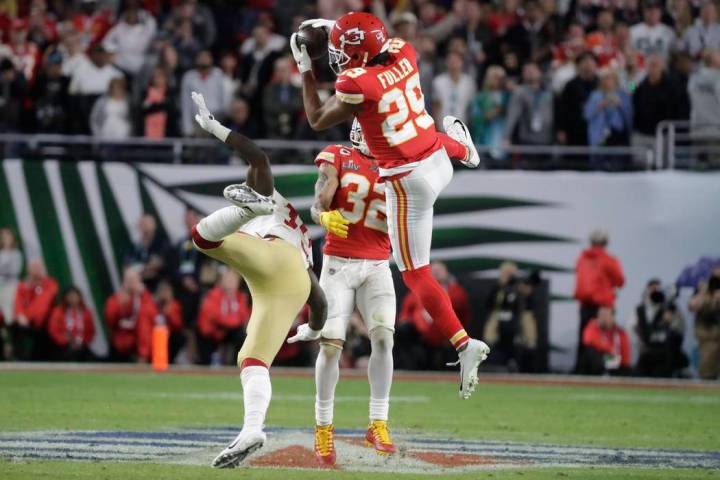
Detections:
188,92,328,468
288,119,481,465
290,12,490,399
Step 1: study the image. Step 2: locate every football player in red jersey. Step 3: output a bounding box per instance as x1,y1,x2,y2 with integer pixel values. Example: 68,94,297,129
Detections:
289,120,475,465
291,12,489,399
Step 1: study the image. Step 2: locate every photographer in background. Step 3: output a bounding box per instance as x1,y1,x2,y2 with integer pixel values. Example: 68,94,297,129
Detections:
688,267,720,380
633,279,688,377
483,262,538,372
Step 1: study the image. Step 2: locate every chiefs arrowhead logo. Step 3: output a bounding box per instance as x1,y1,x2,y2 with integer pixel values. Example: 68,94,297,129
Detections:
341,27,365,46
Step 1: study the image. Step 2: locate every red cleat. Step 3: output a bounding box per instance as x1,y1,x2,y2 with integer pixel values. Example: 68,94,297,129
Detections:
365,420,397,456
314,424,336,466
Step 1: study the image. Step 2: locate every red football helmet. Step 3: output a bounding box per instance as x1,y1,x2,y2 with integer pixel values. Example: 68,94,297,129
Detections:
328,12,389,74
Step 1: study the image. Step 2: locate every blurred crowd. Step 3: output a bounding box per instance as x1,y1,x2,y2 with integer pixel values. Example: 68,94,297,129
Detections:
1,0,720,167
2,219,718,378
0,214,316,365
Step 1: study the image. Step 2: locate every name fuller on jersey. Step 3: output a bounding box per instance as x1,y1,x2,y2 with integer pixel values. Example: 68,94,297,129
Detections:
376,57,414,89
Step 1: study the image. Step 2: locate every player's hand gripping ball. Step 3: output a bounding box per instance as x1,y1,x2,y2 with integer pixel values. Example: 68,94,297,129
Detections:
295,23,329,60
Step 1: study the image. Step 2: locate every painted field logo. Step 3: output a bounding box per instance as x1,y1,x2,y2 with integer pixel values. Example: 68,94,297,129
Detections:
0,428,718,473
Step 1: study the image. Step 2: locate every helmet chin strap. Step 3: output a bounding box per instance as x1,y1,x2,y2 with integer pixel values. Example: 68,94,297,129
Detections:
360,51,368,67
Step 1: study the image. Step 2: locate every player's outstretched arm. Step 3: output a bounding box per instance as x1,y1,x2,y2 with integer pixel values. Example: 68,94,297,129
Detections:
290,33,358,130
191,91,273,196
224,132,273,197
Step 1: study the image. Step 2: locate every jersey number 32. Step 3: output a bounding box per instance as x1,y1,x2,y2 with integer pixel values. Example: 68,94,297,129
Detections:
341,173,387,233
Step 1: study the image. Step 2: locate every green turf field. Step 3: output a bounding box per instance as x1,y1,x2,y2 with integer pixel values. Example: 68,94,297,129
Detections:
1,369,719,479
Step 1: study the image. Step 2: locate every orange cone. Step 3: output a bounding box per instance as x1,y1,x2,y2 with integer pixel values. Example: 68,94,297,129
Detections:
152,324,169,372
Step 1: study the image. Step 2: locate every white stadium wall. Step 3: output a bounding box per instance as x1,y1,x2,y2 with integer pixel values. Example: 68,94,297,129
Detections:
1,159,718,370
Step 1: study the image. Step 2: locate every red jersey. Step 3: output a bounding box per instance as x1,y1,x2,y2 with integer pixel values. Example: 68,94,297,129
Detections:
14,277,59,329
335,38,441,170
104,290,158,359
48,303,95,348
315,145,391,260
197,287,250,342
582,319,631,368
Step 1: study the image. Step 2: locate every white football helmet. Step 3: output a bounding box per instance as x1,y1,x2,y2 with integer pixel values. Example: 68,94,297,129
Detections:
350,118,371,157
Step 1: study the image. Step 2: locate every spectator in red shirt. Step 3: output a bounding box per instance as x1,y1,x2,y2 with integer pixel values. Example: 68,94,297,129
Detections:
12,259,58,360
104,267,158,362
396,261,471,369
26,0,59,48
579,306,631,375
196,269,250,365
488,0,522,37
48,286,95,361
573,229,625,371
153,278,184,362
1,18,41,83
71,0,113,51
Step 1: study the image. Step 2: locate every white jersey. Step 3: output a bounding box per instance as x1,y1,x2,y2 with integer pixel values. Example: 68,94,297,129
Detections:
630,22,676,60
239,190,313,268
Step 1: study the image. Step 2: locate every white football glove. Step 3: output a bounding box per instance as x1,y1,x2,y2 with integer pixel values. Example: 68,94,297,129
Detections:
286,323,322,343
299,18,336,32
290,33,312,74
191,91,230,141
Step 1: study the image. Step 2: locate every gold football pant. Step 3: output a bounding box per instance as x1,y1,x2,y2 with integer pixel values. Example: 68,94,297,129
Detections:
194,232,311,366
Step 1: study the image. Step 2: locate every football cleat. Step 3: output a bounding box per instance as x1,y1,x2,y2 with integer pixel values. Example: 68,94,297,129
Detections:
365,420,397,456
223,184,275,216
443,115,481,168
314,424,337,465
447,338,490,400
211,430,266,468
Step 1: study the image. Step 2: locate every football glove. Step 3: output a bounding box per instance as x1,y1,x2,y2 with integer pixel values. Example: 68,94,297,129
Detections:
319,210,350,238
290,33,312,74
299,18,336,32
192,91,231,141
287,323,322,343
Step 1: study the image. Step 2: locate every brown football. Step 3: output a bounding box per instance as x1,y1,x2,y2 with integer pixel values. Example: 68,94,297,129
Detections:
296,25,328,61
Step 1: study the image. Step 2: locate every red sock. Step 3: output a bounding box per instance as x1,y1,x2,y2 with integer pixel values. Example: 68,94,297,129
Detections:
240,357,267,370
191,224,223,249
437,133,468,161
402,266,470,351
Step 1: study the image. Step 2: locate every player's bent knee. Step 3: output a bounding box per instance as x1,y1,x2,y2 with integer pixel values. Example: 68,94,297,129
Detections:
319,338,344,356
369,327,394,352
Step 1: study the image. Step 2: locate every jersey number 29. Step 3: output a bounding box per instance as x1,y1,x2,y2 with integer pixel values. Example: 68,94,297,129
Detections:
378,73,434,147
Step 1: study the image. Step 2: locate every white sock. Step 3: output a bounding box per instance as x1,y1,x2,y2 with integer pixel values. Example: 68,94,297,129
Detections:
240,366,272,434
368,328,394,422
315,343,341,426
196,206,250,242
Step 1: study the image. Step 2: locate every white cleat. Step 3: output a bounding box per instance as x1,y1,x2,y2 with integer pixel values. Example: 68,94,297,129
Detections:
211,430,266,468
223,184,275,216
447,339,490,399
443,115,481,168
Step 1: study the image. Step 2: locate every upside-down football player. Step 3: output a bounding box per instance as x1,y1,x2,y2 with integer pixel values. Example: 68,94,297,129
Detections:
289,120,477,465
188,92,328,468
290,12,490,400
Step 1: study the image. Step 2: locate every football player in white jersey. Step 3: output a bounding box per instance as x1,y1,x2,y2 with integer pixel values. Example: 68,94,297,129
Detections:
189,92,327,468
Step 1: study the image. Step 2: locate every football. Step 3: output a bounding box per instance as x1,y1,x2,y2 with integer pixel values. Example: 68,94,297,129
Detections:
295,25,328,61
